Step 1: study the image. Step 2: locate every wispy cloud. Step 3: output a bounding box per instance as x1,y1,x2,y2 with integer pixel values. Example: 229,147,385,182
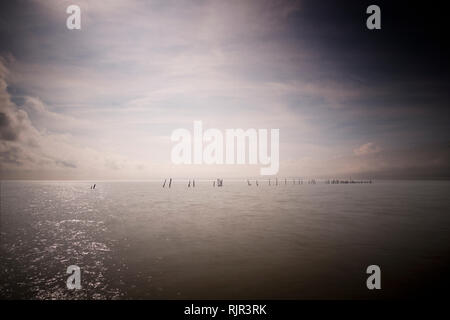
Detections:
353,142,381,156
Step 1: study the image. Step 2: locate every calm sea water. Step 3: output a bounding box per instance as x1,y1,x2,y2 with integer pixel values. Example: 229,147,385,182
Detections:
1,180,449,299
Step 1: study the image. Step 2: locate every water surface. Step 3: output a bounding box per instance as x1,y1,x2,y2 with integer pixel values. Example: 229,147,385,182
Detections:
1,180,449,299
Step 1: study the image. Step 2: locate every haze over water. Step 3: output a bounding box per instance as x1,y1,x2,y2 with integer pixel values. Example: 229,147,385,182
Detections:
1,180,449,299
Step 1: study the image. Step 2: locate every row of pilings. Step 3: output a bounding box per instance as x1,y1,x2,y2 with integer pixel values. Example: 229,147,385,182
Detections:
162,178,224,188
162,178,372,187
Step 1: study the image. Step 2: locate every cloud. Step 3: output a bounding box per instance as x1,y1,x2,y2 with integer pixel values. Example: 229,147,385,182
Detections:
0,58,149,179
0,57,40,145
1,1,449,179
353,142,381,156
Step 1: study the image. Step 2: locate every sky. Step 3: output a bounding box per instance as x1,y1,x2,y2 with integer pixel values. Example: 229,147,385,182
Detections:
0,0,449,180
